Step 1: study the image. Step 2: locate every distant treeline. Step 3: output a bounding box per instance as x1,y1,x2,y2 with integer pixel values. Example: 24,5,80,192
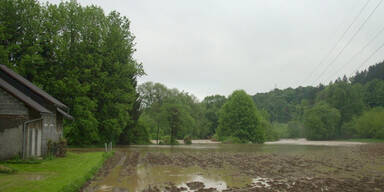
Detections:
0,0,144,145
140,61,384,143
253,60,384,140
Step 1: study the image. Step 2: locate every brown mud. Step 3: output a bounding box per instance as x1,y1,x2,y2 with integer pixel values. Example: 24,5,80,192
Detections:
82,143,384,192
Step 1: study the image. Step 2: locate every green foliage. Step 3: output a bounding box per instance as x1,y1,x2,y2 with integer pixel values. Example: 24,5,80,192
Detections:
349,107,384,139
287,121,304,138
119,118,151,145
253,86,321,123
211,133,219,141
270,123,289,139
159,135,178,145
5,158,42,164
201,95,227,137
264,126,279,141
351,60,384,84
217,90,265,143
222,136,246,144
250,61,384,141
316,81,365,137
0,165,16,174
304,102,341,140
0,0,145,145
183,135,192,145
363,79,384,108
138,82,210,141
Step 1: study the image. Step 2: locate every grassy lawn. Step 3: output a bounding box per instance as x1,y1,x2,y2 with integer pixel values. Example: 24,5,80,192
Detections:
340,138,384,143
0,152,111,192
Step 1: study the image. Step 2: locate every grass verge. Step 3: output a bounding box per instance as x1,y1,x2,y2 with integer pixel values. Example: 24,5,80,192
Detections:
0,152,113,192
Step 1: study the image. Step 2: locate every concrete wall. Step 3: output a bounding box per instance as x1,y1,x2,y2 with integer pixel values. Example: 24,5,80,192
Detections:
0,88,28,160
41,112,62,155
0,87,63,159
0,118,24,160
0,88,28,116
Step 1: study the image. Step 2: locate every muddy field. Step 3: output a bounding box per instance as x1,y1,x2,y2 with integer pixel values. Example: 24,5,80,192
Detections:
82,143,384,192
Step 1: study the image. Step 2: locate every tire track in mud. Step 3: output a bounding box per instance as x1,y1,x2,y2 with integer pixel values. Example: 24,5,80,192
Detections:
141,144,384,192
83,144,384,192
82,152,125,192
120,151,140,177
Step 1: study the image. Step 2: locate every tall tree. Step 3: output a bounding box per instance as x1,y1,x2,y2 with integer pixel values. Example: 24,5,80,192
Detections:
0,0,144,145
217,90,265,143
304,102,341,140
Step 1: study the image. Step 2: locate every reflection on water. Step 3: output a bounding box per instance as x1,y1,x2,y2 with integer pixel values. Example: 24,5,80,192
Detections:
90,162,251,192
81,143,347,192
73,142,334,154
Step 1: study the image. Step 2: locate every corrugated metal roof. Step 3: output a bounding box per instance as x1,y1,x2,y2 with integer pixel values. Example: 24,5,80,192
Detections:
0,78,51,114
0,65,68,109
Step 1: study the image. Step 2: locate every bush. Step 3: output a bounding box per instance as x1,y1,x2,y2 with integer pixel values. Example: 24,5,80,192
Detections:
5,158,42,164
351,107,384,139
217,90,265,143
0,165,16,174
211,133,219,141
265,126,279,141
271,123,289,138
287,121,304,138
304,102,341,140
119,119,151,145
183,135,192,145
47,137,67,159
159,135,178,145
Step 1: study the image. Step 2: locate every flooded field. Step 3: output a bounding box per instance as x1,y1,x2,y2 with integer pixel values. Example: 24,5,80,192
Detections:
80,142,384,192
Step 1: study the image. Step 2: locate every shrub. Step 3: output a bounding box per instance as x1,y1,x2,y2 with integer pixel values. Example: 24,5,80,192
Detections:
211,133,219,141
217,90,265,143
183,135,192,145
287,121,304,138
47,137,67,158
5,158,42,164
159,135,178,145
304,102,341,140
271,123,289,139
0,165,16,174
352,107,384,139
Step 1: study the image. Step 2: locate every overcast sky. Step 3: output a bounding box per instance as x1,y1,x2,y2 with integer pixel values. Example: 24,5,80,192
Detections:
43,0,384,100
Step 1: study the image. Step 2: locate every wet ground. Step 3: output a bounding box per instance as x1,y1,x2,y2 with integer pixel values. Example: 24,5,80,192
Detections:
80,142,384,192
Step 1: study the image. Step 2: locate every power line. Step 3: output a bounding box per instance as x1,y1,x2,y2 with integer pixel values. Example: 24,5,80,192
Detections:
300,0,371,85
311,0,383,85
324,24,384,82
353,40,384,73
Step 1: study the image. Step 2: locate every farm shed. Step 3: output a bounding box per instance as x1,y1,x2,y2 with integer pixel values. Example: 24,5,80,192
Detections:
0,65,72,160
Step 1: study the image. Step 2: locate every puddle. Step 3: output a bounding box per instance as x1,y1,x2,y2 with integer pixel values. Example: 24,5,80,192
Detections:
82,143,381,192
252,177,272,188
87,162,252,192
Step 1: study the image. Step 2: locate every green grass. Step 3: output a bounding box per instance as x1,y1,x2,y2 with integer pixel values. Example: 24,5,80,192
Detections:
0,152,113,192
340,138,384,143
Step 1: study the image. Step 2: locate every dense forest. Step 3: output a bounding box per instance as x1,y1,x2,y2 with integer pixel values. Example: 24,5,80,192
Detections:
252,61,384,140
0,0,144,145
1,0,383,145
